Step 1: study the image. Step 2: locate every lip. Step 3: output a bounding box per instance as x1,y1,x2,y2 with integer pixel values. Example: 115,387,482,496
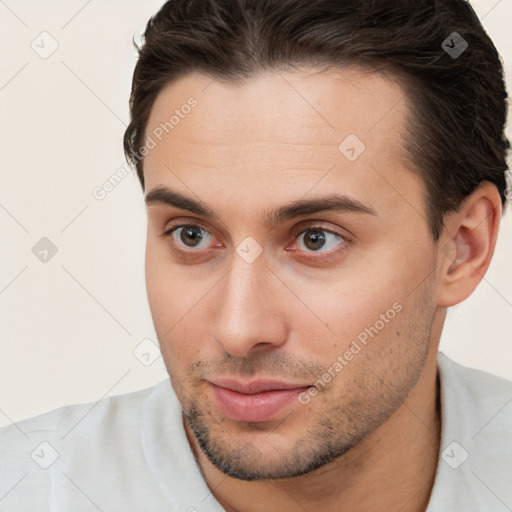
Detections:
209,378,310,394
208,378,311,422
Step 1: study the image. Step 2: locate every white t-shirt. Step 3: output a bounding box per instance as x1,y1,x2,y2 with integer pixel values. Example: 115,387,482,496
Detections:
1,351,511,511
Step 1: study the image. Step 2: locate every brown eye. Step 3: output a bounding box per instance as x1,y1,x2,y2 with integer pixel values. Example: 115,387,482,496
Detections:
162,224,214,250
295,228,344,254
302,229,327,251
177,226,205,247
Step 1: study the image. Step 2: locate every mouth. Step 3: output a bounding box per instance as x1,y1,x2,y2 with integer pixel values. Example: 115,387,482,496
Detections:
208,378,312,422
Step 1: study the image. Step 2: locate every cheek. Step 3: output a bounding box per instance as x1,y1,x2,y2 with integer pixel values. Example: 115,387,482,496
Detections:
145,239,184,347
145,233,191,315
145,240,171,323
305,255,424,363
145,239,216,367
309,293,402,366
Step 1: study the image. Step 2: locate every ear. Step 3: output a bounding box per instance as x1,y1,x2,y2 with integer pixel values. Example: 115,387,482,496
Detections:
437,181,503,308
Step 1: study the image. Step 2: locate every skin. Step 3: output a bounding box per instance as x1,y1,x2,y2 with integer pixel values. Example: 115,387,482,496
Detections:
142,66,502,511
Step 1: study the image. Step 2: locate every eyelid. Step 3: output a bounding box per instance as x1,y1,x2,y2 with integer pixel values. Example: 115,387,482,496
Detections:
160,224,219,249
159,218,216,238
161,219,349,241
160,223,221,261
160,218,351,259
289,220,352,242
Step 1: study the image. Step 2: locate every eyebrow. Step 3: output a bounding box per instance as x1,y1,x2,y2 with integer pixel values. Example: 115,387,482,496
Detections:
145,185,377,226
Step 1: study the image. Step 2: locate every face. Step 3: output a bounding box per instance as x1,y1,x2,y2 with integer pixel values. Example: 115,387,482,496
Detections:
143,66,440,480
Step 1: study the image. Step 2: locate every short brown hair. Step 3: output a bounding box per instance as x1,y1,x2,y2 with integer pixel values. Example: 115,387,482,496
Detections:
123,0,510,240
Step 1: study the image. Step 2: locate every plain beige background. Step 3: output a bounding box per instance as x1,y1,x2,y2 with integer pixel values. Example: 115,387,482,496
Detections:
0,0,511,428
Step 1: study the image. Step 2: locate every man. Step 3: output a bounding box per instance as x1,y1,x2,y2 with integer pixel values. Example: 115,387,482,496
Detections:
1,0,511,510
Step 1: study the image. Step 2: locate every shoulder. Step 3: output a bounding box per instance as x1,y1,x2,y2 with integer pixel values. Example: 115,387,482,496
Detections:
0,381,162,441
427,352,512,511
437,351,512,456
0,380,168,476
437,351,512,421
0,380,172,510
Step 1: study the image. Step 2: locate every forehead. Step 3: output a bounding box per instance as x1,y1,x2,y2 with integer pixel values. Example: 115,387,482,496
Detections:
145,65,409,147
142,66,423,224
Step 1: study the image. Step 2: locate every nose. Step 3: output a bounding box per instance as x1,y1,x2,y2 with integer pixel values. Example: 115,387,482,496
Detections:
211,250,288,358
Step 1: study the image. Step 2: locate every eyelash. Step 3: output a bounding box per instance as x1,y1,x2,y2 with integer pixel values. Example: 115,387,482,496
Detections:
159,221,350,262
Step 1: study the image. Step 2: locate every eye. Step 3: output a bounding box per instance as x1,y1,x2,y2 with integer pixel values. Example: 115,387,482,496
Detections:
160,222,349,261
292,226,347,256
161,224,217,251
